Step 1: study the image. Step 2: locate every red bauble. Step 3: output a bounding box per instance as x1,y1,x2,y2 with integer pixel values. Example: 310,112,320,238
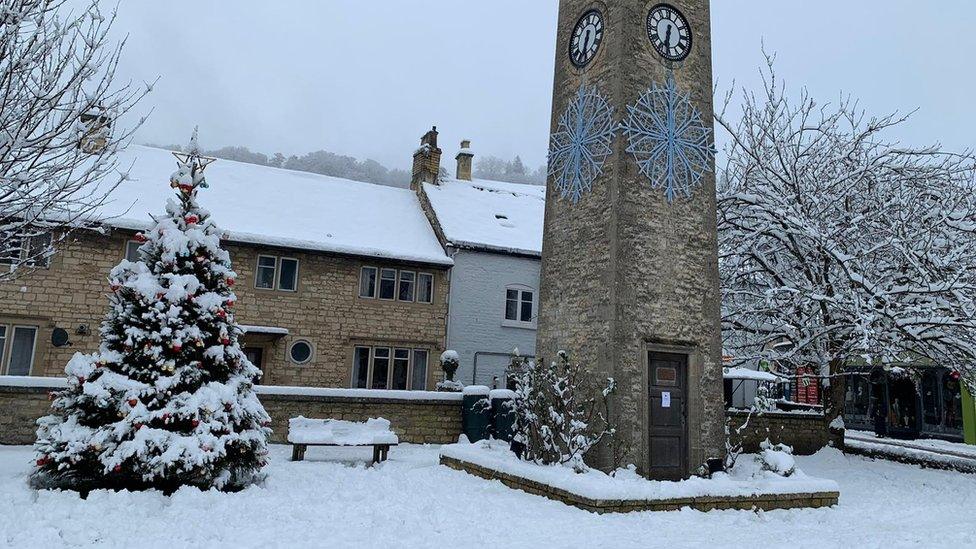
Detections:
226,299,235,308
134,233,148,243
172,343,183,353
77,376,85,385
36,456,50,466
191,419,200,428
223,402,232,412
221,337,230,346
110,283,121,292
127,398,138,407
156,292,165,300
950,370,961,381
134,422,143,430
162,413,171,422
179,183,193,193
185,214,199,225
113,465,122,473
215,309,227,319
226,277,236,287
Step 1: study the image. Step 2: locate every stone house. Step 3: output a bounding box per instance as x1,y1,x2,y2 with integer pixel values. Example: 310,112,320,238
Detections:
0,145,453,391
412,128,546,385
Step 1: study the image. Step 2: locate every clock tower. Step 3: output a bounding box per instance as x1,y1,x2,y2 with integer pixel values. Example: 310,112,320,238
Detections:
537,0,725,480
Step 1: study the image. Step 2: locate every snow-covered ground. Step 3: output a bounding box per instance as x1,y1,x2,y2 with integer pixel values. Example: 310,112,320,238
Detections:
1,444,974,548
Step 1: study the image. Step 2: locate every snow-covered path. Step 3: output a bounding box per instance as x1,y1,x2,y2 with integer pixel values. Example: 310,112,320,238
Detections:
0,444,973,548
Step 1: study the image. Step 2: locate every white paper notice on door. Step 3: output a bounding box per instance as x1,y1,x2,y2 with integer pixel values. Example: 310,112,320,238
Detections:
662,392,671,408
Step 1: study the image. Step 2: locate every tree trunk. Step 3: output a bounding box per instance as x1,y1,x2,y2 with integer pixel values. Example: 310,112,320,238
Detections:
823,357,846,450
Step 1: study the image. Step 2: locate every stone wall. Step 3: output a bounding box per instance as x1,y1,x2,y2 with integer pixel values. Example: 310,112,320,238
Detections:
0,230,450,390
727,410,829,456
0,384,53,445
258,390,461,445
0,380,462,446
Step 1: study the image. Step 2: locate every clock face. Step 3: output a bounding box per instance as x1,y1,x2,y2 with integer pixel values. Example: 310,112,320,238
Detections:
570,10,604,68
647,4,692,62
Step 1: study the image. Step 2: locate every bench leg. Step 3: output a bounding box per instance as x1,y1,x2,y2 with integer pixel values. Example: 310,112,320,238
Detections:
291,444,306,462
372,445,381,465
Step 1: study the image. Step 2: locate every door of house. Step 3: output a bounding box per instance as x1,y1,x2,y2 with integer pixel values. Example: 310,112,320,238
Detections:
647,351,688,480
244,347,265,384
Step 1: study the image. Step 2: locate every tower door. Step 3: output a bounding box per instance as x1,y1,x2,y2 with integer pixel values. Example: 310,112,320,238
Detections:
647,351,688,480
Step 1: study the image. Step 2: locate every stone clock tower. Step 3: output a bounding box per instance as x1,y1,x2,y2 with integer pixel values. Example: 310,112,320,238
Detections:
536,0,725,480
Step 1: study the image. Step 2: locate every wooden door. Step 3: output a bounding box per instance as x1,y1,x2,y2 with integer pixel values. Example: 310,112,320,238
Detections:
647,351,688,480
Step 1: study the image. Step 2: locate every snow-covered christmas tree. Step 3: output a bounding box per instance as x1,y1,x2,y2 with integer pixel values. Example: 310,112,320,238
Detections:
32,130,271,493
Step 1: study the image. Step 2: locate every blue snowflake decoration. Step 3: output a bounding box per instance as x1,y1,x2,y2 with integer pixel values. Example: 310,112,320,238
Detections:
548,85,617,203
621,73,715,203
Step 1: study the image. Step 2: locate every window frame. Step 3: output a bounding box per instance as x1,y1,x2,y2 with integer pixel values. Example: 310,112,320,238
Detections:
287,339,314,365
416,272,434,304
255,255,278,290
277,257,300,292
397,270,416,302
0,231,51,268
351,345,431,391
502,285,537,328
2,324,38,376
124,240,142,263
378,268,398,301
359,266,378,299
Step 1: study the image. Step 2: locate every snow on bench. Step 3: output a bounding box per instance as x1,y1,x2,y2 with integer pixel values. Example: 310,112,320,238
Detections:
287,417,399,464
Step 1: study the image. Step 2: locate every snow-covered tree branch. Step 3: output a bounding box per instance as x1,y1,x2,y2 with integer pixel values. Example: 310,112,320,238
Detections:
716,55,976,430
0,0,150,280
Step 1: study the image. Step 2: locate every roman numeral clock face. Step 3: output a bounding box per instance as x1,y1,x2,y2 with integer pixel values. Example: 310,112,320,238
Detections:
570,10,604,68
647,4,692,62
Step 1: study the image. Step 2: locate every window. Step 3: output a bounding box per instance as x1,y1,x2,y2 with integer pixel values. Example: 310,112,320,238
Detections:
124,240,142,262
504,286,535,325
0,327,6,371
353,346,430,390
256,256,277,289
2,325,38,376
412,349,429,390
417,273,433,304
278,258,299,291
392,349,410,390
398,271,415,302
379,269,397,300
360,267,377,298
372,348,390,389
353,347,370,388
0,232,51,268
360,266,434,305
288,340,313,364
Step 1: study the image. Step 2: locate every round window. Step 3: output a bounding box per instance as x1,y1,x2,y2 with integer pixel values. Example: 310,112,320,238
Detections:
289,340,313,364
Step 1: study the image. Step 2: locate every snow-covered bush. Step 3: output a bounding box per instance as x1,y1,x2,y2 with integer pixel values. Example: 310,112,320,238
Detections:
32,131,271,494
509,351,615,473
757,439,796,477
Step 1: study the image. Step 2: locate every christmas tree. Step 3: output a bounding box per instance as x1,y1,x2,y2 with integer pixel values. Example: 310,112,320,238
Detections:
32,129,271,493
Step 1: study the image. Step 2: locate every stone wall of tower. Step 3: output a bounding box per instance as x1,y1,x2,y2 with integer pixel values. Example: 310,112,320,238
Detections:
536,0,725,476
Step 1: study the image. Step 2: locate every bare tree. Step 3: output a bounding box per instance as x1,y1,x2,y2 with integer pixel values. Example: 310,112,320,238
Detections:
0,0,150,280
716,56,976,437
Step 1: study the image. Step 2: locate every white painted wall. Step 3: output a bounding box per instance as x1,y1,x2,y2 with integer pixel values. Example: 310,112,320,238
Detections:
446,249,540,386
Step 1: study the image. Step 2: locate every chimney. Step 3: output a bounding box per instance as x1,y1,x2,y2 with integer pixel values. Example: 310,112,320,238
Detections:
456,140,474,181
78,107,112,154
411,126,442,190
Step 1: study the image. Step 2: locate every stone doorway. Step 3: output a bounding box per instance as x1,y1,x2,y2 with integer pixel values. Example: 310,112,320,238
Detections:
647,351,689,480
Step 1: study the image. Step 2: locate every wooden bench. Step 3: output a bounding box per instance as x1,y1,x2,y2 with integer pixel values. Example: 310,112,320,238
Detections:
287,417,399,465
290,441,395,464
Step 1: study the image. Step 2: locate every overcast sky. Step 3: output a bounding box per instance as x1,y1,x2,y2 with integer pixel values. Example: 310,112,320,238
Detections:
105,1,976,171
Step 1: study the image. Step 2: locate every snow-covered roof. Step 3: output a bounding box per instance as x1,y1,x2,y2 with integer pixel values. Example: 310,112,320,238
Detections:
422,178,545,257
91,146,452,266
723,367,784,383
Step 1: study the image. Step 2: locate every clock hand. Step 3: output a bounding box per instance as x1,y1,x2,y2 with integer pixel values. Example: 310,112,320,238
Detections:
664,24,673,51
